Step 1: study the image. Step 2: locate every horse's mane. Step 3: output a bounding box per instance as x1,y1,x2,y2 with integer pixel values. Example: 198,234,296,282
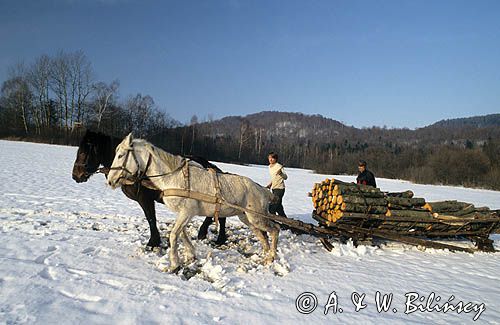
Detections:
131,138,225,173
132,139,184,171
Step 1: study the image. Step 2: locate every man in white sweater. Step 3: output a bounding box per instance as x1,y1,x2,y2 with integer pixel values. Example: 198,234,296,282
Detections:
266,152,287,217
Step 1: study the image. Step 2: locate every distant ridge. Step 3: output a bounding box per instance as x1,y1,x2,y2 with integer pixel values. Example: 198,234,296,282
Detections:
189,111,499,146
425,114,500,129
196,111,356,142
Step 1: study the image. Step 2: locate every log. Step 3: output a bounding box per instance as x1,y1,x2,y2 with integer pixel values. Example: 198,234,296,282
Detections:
340,203,388,214
386,209,433,219
337,195,387,206
388,204,430,211
386,197,426,207
451,205,476,216
334,183,382,193
427,201,472,213
333,185,385,199
320,238,335,251
328,178,354,186
333,188,386,198
385,190,414,198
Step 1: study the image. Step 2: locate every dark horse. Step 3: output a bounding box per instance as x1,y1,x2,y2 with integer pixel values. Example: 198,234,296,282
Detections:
72,130,227,248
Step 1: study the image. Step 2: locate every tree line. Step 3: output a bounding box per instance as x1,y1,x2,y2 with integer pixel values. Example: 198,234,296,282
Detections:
0,50,179,144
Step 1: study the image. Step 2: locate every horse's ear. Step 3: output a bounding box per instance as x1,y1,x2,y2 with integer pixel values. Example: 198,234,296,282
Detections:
124,133,134,145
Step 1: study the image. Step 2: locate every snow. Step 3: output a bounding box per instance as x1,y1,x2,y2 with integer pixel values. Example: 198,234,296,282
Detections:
0,139,499,324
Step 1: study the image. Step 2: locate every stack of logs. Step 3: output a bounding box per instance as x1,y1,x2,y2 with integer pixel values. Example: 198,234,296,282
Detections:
311,178,493,223
424,201,492,219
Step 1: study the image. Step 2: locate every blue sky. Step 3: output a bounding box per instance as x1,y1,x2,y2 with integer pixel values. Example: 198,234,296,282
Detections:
1,0,499,128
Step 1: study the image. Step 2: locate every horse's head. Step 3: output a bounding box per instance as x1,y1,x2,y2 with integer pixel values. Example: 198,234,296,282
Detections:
72,130,103,183
107,133,144,189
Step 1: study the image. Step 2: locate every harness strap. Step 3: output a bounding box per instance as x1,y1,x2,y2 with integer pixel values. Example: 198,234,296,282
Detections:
108,148,136,181
143,158,186,179
182,159,190,190
163,188,222,205
211,168,222,227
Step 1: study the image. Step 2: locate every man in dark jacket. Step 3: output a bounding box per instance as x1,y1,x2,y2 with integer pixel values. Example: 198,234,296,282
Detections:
356,160,376,188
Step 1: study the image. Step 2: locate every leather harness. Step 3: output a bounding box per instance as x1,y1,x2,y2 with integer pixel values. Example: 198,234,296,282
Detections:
111,143,224,226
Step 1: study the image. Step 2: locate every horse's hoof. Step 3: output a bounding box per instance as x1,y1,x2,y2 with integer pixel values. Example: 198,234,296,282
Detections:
197,229,208,240
214,237,228,246
262,256,275,265
185,254,196,264
146,239,162,248
146,244,161,251
144,246,163,254
169,265,181,274
197,225,209,240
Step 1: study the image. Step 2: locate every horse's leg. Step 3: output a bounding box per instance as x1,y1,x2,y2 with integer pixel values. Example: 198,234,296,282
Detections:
245,211,280,264
139,189,162,248
266,223,281,264
198,217,227,245
122,185,161,248
197,217,212,240
181,228,196,263
215,217,227,245
169,212,192,272
238,214,270,254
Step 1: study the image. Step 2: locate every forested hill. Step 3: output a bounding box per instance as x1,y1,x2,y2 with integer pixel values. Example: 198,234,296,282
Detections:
157,110,500,149
425,114,500,129
200,111,356,142
154,111,500,190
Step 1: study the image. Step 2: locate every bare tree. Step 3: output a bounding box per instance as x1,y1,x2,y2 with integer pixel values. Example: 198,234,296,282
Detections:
190,114,198,153
146,109,179,137
49,51,70,129
124,93,155,137
1,63,32,134
238,118,250,160
49,50,93,129
254,127,264,155
68,50,93,125
92,80,119,130
28,54,51,133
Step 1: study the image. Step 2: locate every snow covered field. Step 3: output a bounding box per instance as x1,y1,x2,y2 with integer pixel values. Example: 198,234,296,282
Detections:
1,139,499,324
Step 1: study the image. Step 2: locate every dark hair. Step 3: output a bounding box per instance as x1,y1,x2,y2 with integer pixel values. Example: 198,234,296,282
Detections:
268,152,278,160
358,160,367,167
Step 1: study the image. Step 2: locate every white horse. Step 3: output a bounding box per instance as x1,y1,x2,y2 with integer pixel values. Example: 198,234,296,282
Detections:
107,134,280,272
